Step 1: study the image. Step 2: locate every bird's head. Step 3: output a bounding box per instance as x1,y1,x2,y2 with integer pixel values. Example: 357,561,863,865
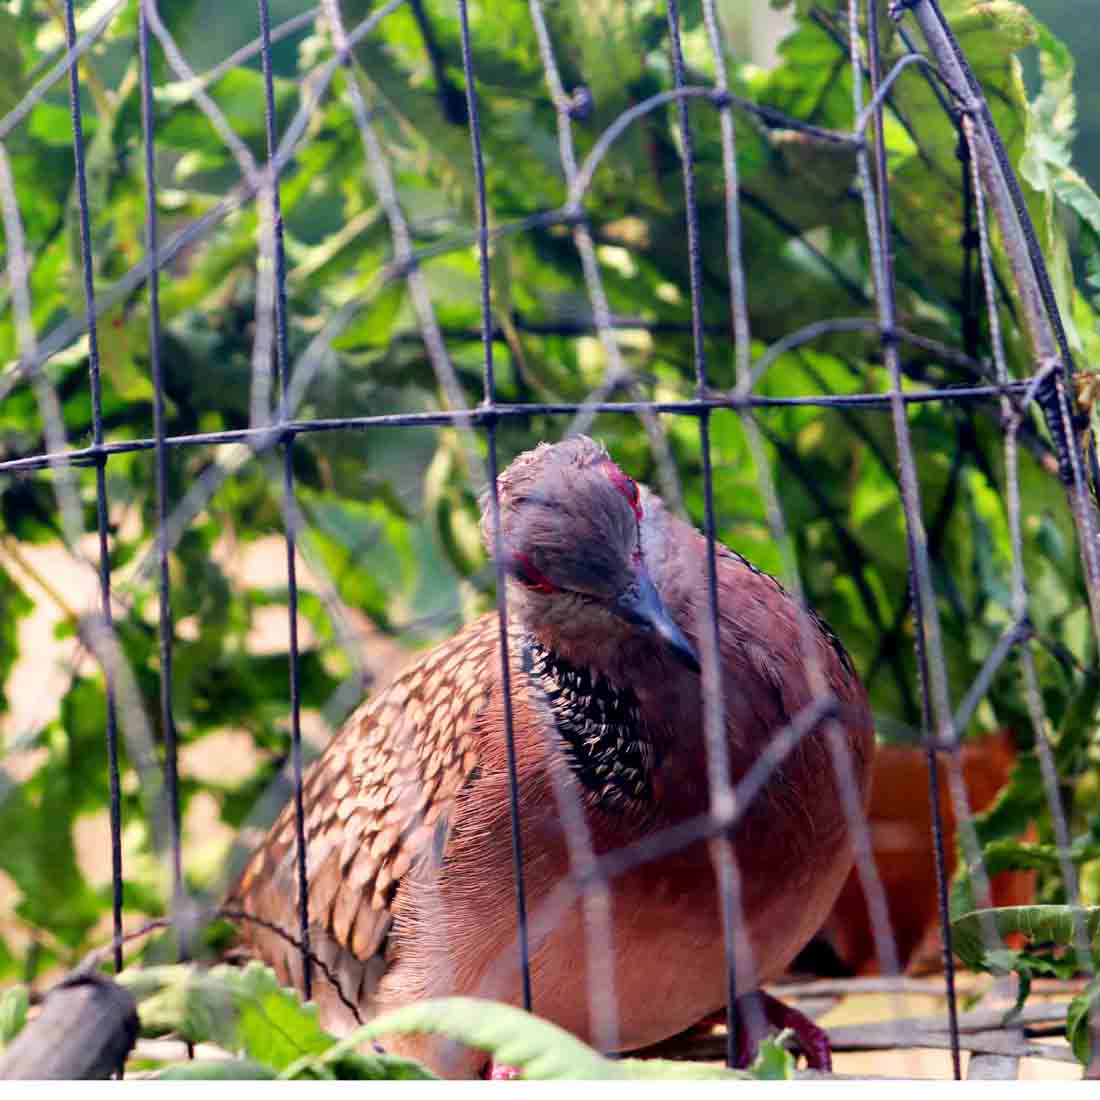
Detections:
480,436,699,673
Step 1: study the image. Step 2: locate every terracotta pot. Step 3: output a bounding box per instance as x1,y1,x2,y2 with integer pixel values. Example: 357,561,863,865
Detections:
819,730,1036,976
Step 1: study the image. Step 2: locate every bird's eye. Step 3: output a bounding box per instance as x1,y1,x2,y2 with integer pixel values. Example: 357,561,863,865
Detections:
508,551,558,594
602,462,642,521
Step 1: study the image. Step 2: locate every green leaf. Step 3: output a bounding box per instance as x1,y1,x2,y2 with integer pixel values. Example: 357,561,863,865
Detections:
294,1049,439,1081
322,997,614,1081
1003,969,1032,1027
0,760,103,949
1067,978,1100,1068
0,984,29,1047
952,905,1100,971
945,0,1036,53
978,838,1100,877
0,565,33,716
1056,667,1100,773
119,963,335,1070
749,1034,796,1080
155,1058,279,1080
282,1045,440,1081
316,996,750,1081
0,9,25,119
1018,17,1100,358
964,909,1100,973
123,971,757,1081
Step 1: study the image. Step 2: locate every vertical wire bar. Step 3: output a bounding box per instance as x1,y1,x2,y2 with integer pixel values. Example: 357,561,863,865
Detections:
525,1,670,1048
665,0,742,1066
455,0,532,1013
855,0,960,1076
320,0,497,1014
524,0,684,518
258,0,311,1001
138,0,186,938
957,126,979,361
883,6,999,954
64,0,123,974
961,111,1100,1077
698,0,904,1001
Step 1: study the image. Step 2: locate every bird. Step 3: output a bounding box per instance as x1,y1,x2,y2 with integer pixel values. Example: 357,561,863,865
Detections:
227,435,875,1077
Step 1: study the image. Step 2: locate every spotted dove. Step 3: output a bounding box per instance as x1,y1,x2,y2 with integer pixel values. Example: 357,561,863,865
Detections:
228,436,875,1076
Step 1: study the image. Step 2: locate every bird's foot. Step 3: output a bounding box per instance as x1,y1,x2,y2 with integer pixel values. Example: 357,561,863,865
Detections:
481,1061,521,1080
732,990,833,1072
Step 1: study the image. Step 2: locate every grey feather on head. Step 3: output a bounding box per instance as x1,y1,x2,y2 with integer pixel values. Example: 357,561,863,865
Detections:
479,436,642,602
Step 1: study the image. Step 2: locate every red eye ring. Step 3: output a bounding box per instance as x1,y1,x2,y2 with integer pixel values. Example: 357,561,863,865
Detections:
508,551,558,594
602,461,643,521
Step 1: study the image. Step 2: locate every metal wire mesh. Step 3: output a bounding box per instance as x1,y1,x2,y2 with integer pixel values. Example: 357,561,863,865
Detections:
1,0,1098,1079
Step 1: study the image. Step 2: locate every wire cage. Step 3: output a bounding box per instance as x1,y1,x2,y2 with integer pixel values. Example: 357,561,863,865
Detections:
1,0,1100,1081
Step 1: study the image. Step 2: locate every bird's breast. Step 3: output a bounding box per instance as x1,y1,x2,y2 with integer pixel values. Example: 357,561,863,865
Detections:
521,635,659,812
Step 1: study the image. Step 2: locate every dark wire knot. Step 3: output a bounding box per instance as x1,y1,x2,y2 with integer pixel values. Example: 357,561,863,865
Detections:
567,85,593,121
953,98,981,122
560,201,586,227
1032,362,1084,487
388,253,421,280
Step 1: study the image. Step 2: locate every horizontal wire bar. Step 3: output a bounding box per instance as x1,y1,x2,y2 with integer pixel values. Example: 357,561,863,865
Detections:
0,381,1036,476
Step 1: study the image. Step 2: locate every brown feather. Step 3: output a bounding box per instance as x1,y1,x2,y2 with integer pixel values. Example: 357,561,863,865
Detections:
226,614,498,1009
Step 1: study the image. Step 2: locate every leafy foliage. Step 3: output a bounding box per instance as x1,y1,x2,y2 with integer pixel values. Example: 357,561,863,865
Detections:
1067,977,1100,1068
951,904,1100,1046
327,995,770,1079
952,903,1100,978
1,0,1100,1074
110,962,790,1079
120,961,335,1068
0,984,28,1048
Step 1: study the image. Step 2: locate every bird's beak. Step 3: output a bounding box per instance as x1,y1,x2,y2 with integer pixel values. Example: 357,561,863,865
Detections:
613,570,701,673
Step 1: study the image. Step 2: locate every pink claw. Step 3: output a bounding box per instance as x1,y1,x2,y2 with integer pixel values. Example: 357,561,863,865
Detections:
732,990,833,1072
484,1062,521,1080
